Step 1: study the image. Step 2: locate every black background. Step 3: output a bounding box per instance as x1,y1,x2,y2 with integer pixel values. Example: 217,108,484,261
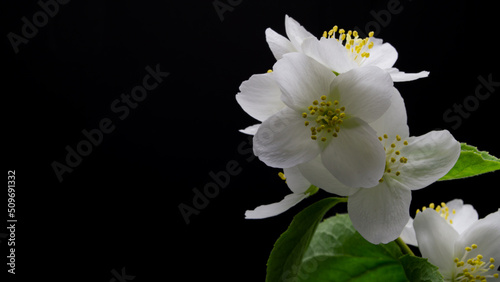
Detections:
2,0,499,281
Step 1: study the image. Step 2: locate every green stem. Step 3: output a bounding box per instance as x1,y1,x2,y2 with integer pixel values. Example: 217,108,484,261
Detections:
395,237,415,256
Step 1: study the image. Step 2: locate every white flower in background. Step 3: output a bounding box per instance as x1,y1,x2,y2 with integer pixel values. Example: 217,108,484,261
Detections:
400,199,480,246
244,167,318,219
294,90,461,244
252,52,394,188
413,206,500,281
266,15,429,82
235,71,284,135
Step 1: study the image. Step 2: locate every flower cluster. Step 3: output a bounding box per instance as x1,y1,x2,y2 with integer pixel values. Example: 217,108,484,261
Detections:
236,15,461,244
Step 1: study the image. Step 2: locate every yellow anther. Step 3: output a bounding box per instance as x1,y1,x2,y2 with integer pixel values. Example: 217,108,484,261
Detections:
391,143,396,148
267,69,273,73
320,95,327,100
339,113,346,118
328,29,334,37
490,258,495,263
340,34,346,41
302,112,308,118
339,29,345,34
313,100,319,105
378,136,383,141
333,25,338,32
494,273,499,278
422,207,427,211
310,110,316,115
403,140,408,145
278,172,286,181
454,258,460,263
383,134,388,139
400,157,408,163
332,132,338,137
490,264,495,270
340,106,345,111
466,247,472,252
396,135,401,141
395,171,400,176
416,209,420,214
472,244,478,249
333,100,339,105
449,219,453,224
321,137,327,142
379,178,384,183
429,203,435,209
395,150,400,155
453,209,456,214
311,136,317,140
353,30,358,37
369,31,374,37
304,121,309,126
391,157,396,163
322,31,327,38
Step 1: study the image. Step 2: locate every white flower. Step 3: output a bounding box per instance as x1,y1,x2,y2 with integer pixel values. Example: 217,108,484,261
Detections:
244,167,317,219
413,206,500,281
296,90,461,244
400,199,480,246
252,52,394,188
266,15,429,82
235,71,284,135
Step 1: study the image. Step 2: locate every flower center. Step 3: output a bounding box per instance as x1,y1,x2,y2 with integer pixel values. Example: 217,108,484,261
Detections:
302,95,347,142
378,133,409,183
322,26,375,65
452,244,498,281
416,202,456,225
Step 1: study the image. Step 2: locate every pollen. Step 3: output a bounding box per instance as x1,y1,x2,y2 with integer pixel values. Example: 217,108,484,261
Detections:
303,96,347,143
278,172,286,181
322,25,375,66
379,132,409,181
452,243,497,281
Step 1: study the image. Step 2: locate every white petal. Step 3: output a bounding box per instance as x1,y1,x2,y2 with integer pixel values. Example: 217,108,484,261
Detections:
363,40,398,69
413,209,459,275
283,166,311,194
297,154,359,196
446,199,478,234
265,28,296,60
239,124,260,135
284,15,315,52
321,118,385,188
348,180,412,244
236,72,285,122
301,37,356,73
273,53,336,111
368,87,409,138
253,107,320,168
387,68,430,82
330,66,393,123
399,130,461,190
454,209,500,264
245,193,309,219
400,218,418,246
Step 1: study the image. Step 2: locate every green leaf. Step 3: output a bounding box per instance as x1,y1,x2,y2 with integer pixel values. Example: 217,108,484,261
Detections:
297,214,409,281
399,255,444,282
266,197,347,282
439,143,500,181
